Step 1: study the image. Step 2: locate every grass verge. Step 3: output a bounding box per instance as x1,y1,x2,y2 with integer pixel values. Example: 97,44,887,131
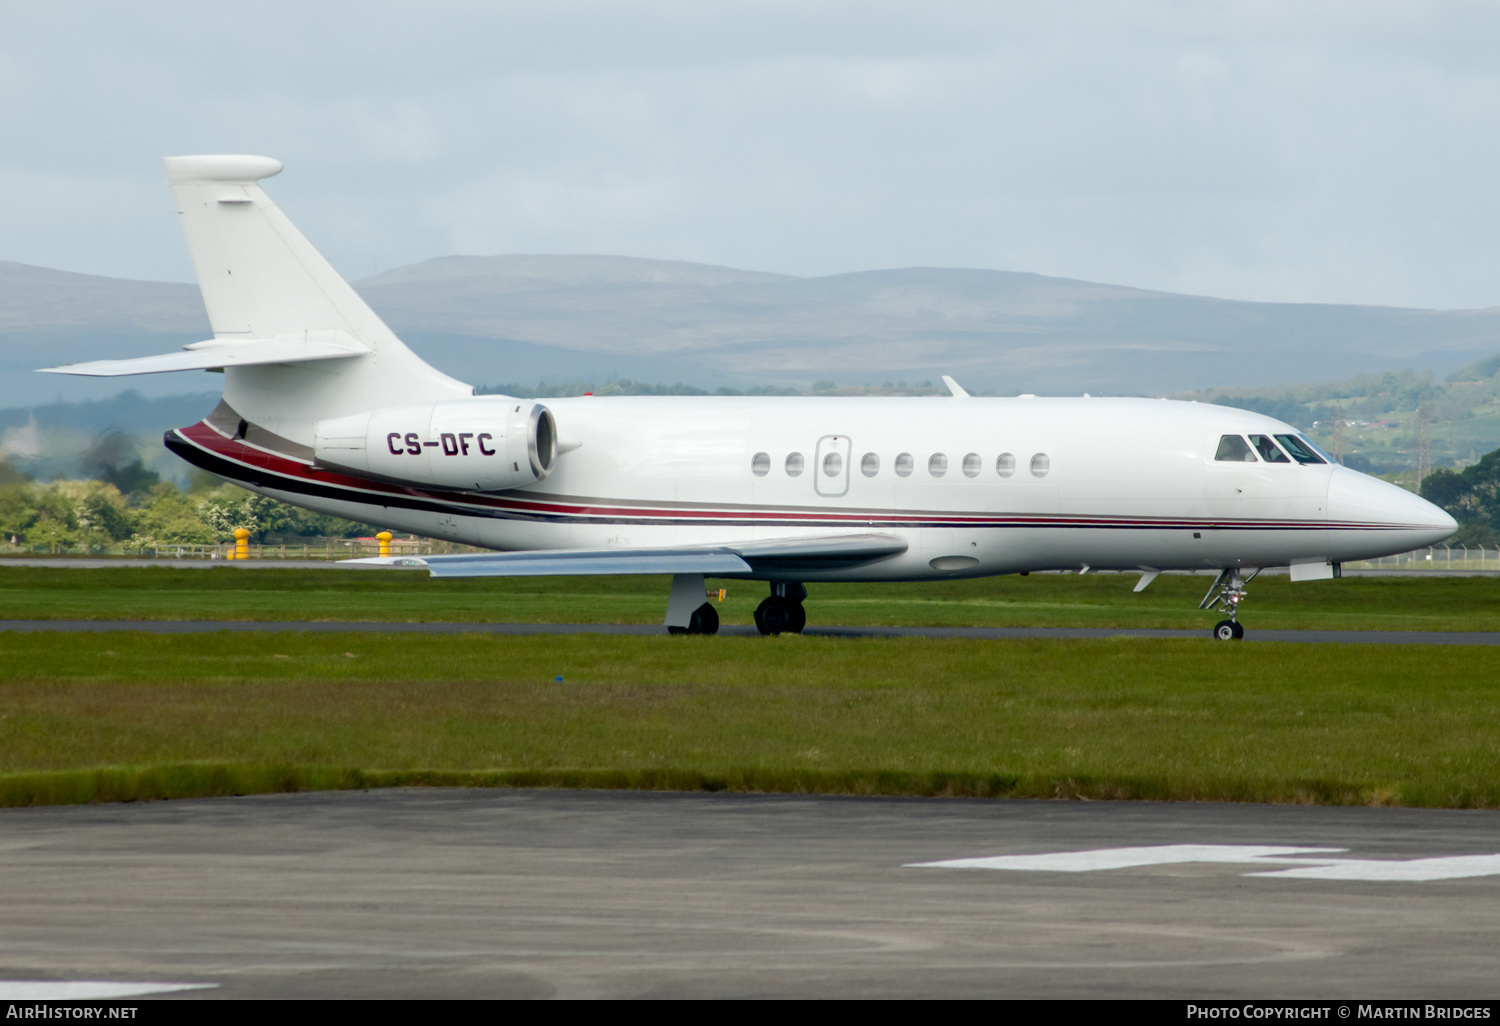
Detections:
1,631,1498,808
0,764,1394,809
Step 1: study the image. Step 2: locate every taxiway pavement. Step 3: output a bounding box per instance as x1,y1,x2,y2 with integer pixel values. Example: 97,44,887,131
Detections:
0,790,1497,998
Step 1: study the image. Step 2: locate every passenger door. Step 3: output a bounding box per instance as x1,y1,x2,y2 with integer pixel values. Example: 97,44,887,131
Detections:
814,434,850,497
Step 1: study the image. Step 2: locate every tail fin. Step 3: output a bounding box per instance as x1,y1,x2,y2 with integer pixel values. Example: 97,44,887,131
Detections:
43,156,471,441
165,155,471,434
166,155,391,344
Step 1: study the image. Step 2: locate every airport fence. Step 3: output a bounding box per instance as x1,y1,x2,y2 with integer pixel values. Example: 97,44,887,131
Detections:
1342,546,1500,572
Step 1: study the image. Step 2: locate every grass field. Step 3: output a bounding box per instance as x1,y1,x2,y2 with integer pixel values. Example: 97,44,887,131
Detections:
1,630,1498,809
1,565,1499,632
1,566,1497,811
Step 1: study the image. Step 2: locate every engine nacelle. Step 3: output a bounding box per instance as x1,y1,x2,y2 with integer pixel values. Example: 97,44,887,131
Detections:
314,398,557,491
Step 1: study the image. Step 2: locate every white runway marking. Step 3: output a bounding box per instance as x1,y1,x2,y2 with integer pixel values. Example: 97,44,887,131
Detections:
908,844,1347,872
0,981,216,999
1248,854,1500,881
909,844,1500,881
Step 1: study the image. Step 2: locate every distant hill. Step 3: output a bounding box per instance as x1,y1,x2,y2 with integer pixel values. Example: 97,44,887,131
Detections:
4,254,1500,407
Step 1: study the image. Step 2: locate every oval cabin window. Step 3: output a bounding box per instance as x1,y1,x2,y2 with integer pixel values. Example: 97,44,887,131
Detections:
1030,453,1050,477
823,452,843,477
861,452,880,477
894,453,914,477
929,453,948,477
751,452,770,476
962,453,981,478
785,452,805,477
996,452,1015,477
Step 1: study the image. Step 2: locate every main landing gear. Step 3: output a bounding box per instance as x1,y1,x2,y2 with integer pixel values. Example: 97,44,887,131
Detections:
1200,568,1259,641
754,582,807,635
667,603,719,636
664,573,720,635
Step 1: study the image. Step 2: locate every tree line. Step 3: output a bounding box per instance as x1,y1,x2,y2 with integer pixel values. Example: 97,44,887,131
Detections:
0,456,374,553
1421,449,1500,546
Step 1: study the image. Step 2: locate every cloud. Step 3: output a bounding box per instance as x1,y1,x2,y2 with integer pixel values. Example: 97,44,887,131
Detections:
3,1,1500,308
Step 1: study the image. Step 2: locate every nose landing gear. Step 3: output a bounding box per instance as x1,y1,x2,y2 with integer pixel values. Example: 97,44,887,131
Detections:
1213,619,1244,641
1201,568,1258,641
754,582,807,635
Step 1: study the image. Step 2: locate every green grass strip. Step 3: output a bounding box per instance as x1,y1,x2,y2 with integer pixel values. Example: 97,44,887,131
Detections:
2,631,1500,809
0,763,1435,809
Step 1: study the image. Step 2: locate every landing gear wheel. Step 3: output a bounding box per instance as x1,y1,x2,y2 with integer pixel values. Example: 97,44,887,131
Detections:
1213,619,1244,641
754,597,804,635
692,602,719,635
669,603,720,635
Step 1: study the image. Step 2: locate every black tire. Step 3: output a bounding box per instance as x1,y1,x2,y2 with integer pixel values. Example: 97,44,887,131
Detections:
690,603,719,636
1213,619,1241,641
1230,620,1244,640
756,597,797,635
788,602,806,633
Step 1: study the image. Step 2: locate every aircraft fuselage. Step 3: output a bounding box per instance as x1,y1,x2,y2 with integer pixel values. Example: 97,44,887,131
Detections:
169,392,1455,582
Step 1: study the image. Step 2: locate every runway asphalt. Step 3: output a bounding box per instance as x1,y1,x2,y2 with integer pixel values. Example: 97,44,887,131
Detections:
0,619,1497,644
0,789,1497,998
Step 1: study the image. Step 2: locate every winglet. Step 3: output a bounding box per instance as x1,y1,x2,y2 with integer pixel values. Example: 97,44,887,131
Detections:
941,375,970,398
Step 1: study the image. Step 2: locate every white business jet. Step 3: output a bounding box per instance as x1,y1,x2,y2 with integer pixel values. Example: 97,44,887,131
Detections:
41,156,1457,640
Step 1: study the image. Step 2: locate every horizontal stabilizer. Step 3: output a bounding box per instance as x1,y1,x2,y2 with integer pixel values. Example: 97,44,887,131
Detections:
342,533,907,578
38,333,370,377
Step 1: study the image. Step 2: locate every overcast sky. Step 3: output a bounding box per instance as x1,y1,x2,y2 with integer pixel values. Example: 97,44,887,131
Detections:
4,1,1500,308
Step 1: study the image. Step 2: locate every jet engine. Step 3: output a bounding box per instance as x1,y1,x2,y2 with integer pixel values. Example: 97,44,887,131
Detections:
314,398,557,491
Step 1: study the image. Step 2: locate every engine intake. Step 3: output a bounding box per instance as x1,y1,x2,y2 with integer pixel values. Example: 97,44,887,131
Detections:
314,398,557,491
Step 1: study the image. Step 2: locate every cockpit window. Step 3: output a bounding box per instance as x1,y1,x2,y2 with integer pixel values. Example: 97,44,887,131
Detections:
1215,435,1256,462
1249,434,1291,463
1274,434,1326,465
1301,436,1339,465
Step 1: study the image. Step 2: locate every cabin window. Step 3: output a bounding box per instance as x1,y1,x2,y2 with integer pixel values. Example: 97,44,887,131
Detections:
785,452,805,476
823,452,843,477
751,452,770,476
1249,435,1290,463
929,453,948,477
1215,435,1256,462
1275,434,1327,465
895,452,914,477
861,452,880,477
996,452,1016,477
1030,453,1050,477
962,453,981,477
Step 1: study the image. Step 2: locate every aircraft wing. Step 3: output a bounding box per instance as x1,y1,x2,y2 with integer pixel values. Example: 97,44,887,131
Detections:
344,533,907,578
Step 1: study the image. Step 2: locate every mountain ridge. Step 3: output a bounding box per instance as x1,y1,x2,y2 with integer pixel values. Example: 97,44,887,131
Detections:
2,254,1498,407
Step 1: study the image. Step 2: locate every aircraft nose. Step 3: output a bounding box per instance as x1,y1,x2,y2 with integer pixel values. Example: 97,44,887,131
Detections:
1326,468,1457,541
